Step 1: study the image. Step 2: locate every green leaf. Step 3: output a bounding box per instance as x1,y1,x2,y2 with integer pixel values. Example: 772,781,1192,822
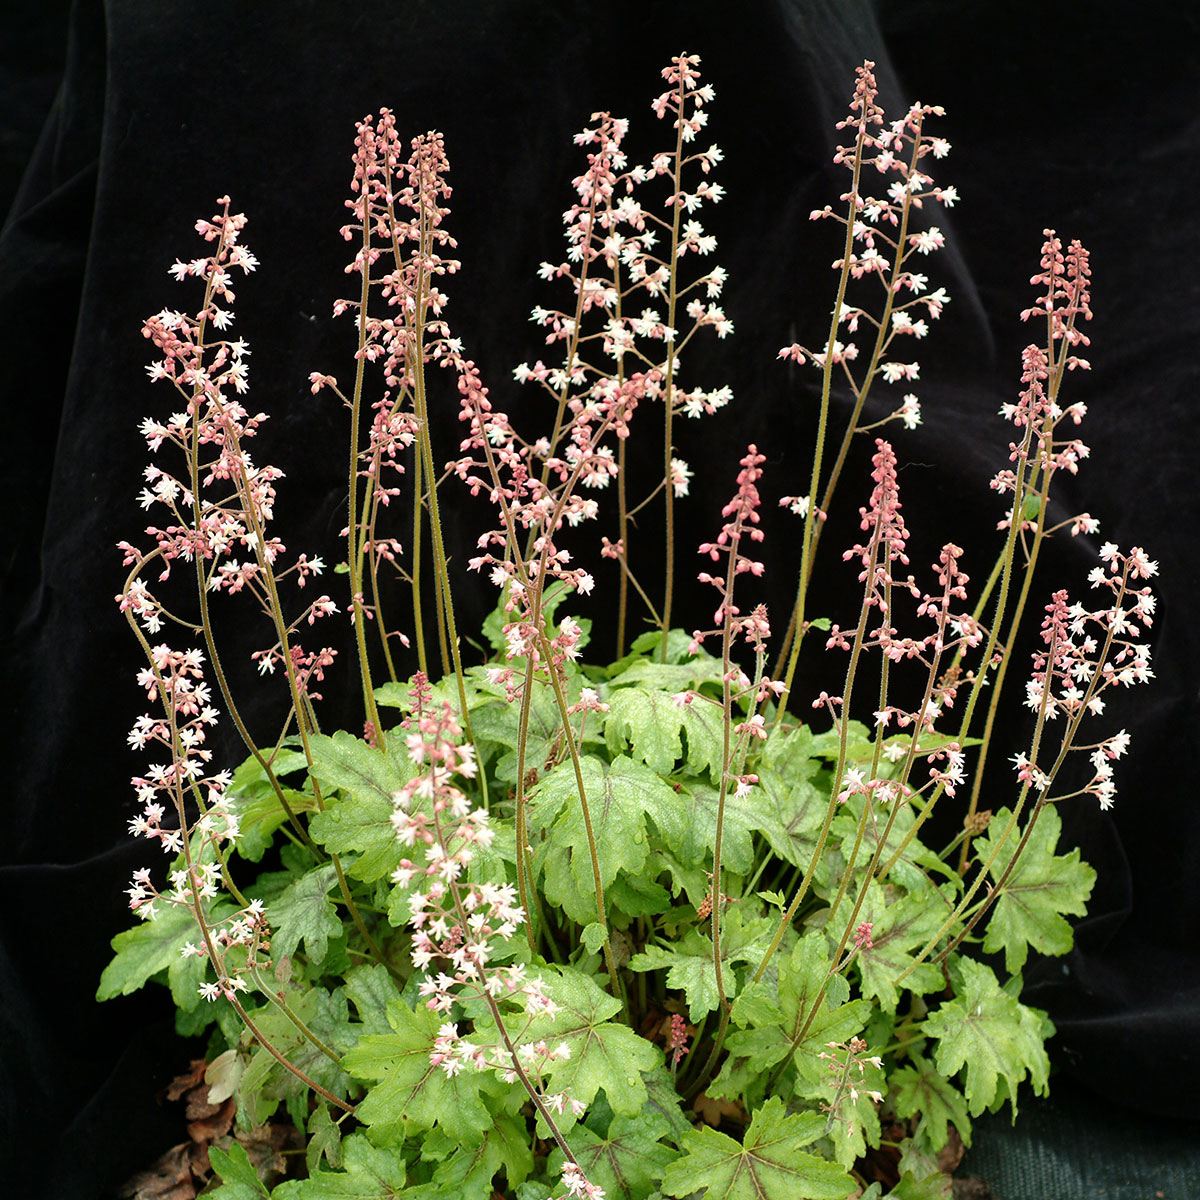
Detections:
208,1142,269,1199
623,628,719,667
607,659,723,693
272,1133,409,1199
804,1043,886,1169
531,755,686,925
97,898,233,1010
306,1102,344,1176
887,1169,953,1200
343,963,402,1037
238,986,354,1123
550,1111,679,1200
831,794,953,894
582,922,609,954
660,1096,854,1200
923,957,1051,1117
468,677,587,785
801,720,878,758
628,906,772,1021
430,1115,533,1199
741,767,827,870
710,934,870,1102
628,943,730,1022
851,881,947,1011
889,1052,972,1154
642,1063,694,1148
605,634,725,692
604,688,686,774
268,863,343,964
889,1140,953,1199
344,999,508,1148
974,805,1096,972
308,730,414,807
523,966,661,1122
309,786,407,884
676,781,769,877
226,748,316,862
676,699,727,781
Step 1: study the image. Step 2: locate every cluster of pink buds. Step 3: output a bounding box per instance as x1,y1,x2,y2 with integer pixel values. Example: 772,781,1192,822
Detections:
779,61,957,433
1017,545,1155,809
828,442,982,695
690,447,781,666
992,233,1095,535
666,1012,691,1069
825,441,988,802
314,120,463,559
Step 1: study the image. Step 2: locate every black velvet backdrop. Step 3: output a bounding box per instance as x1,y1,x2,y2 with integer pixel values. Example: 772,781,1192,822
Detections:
2,1,1197,1195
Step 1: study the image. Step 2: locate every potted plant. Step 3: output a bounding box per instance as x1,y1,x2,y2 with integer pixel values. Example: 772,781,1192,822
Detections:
102,55,1155,1200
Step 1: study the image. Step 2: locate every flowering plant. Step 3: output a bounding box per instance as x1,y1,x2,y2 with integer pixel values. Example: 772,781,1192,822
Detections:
101,56,1155,1200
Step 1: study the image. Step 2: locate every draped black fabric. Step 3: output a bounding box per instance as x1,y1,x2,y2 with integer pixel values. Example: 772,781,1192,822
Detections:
2,2,1197,1195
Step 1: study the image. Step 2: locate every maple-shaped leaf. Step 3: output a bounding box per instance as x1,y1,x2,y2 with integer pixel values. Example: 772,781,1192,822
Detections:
887,1170,953,1200
744,766,828,869
602,687,724,783
628,906,772,1020
97,896,234,1010
889,1050,972,1154
343,998,514,1147
309,793,404,885
642,1063,695,1147
794,1041,886,1169
922,956,1051,1117
831,794,954,895
710,933,871,1101
973,805,1096,972
619,627,722,668
469,671,601,784
674,780,769,877
343,963,402,1037
676,698,727,781
856,1159,952,1200
306,1101,344,1176
238,985,355,1123
530,754,686,925
267,862,343,964
207,1142,269,1199
660,1096,855,1200
760,723,820,778
521,965,661,1124
604,688,687,774
307,730,413,806
374,668,490,715
850,880,947,1011
608,656,725,691
549,1111,679,1200
806,721,878,765
427,1115,534,1199
272,1132,408,1199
